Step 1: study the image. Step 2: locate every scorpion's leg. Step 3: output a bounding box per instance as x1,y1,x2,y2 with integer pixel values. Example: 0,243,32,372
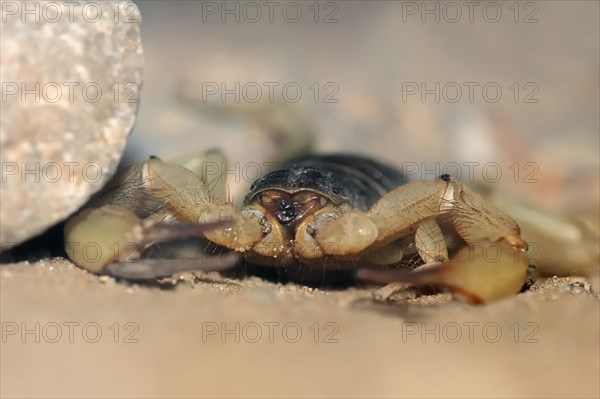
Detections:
490,196,600,277
169,148,228,203
414,218,449,263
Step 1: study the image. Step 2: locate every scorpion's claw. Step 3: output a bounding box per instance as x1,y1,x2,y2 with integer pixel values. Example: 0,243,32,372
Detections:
64,204,236,275
358,240,529,304
138,220,235,248
104,253,240,280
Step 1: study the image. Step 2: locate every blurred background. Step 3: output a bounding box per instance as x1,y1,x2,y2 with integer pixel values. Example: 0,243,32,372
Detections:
131,1,598,214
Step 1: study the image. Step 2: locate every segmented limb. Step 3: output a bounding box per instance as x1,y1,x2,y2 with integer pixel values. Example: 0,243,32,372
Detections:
64,205,233,274
304,175,529,302
144,156,264,251
305,175,527,260
414,218,449,263
64,152,265,277
490,196,599,277
358,240,529,304
170,148,228,203
294,207,379,259
104,253,240,280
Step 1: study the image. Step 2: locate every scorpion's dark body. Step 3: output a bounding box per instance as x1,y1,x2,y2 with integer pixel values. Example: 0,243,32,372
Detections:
246,154,406,210
245,154,407,229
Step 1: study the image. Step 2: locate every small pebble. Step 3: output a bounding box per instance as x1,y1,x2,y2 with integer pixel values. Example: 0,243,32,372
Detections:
551,276,561,286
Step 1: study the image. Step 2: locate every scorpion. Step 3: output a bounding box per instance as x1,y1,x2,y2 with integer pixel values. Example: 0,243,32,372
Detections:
64,150,531,304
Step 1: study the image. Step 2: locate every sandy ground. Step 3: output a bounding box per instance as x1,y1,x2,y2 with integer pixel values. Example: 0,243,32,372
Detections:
1,258,598,398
